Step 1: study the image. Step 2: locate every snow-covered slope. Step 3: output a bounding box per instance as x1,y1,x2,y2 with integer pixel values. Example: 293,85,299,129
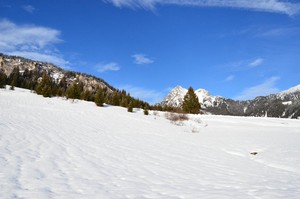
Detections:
277,84,300,98
1,88,300,199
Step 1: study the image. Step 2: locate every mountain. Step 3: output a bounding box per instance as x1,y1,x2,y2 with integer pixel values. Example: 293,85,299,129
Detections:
162,86,188,107
161,85,300,119
0,53,114,92
0,53,150,108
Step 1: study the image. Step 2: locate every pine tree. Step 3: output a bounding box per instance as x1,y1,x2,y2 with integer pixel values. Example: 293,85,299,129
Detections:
182,87,201,114
127,102,133,112
0,71,7,88
81,90,93,101
143,106,149,115
59,76,68,90
23,68,31,79
56,87,65,96
42,85,52,97
94,88,105,107
120,97,129,107
9,67,20,87
35,71,52,97
66,82,83,99
112,91,120,106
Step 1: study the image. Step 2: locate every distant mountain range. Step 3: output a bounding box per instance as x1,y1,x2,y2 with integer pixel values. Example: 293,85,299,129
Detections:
161,85,300,119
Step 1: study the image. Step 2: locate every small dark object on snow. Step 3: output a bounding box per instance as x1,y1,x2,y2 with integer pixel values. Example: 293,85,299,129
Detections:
250,152,258,155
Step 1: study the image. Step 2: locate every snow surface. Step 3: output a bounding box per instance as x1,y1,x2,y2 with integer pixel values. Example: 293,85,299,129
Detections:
282,101,292,105
1,88,300,199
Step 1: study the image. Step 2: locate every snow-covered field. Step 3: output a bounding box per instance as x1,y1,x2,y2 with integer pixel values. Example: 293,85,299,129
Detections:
1,88,300,199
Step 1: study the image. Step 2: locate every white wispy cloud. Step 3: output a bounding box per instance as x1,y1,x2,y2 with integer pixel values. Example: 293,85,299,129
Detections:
0,19,61,49
235,76,280,100
225,75,235,82
96,62,120,72
23,5,35,13
0,19,69,68
105,0,300,16
132,54,154,65
256,27,300,38
222,57,264,72
119,85,166,104
249,58,264,68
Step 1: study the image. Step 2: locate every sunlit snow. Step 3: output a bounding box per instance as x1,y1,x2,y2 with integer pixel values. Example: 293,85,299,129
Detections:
1,87,300,199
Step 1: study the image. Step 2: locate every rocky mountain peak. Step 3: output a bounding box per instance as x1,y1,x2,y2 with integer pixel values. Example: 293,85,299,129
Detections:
161,86,187,107
195,88,209,95
172,85,186,92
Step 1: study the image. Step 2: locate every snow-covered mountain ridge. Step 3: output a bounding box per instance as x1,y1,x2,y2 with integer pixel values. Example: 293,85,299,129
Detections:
161,85,300,118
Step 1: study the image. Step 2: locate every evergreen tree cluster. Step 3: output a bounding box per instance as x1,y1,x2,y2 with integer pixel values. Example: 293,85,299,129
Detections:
0,67,151,111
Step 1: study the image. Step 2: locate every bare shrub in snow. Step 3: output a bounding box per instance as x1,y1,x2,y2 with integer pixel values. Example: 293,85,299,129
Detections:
153,111,158,116
69,99,78,103
187,117,203,133
191,126,200,133
152,110,159,119
191,117,202,124
165,112,189,126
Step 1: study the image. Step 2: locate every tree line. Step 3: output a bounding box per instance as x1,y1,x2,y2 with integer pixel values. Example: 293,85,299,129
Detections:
0,67,201,114
0,67,150,109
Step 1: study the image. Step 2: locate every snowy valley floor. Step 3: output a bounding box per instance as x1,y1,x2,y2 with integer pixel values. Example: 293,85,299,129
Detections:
1,88,300,199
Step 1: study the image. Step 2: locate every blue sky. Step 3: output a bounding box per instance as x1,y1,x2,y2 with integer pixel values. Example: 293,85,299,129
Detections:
1,0,300,104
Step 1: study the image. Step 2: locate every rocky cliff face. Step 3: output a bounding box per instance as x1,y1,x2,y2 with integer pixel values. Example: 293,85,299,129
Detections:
0,53,113,92
161,85,300,119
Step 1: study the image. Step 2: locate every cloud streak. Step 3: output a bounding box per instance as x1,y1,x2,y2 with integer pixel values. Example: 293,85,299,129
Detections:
0,19,69,68
23,5,35,13
225,75,235,82
249,58,263,68
256,27,300,38
132,54,154,65
235,76,280,100
96,62,120,72
222,57,264,72
105,0,300,16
